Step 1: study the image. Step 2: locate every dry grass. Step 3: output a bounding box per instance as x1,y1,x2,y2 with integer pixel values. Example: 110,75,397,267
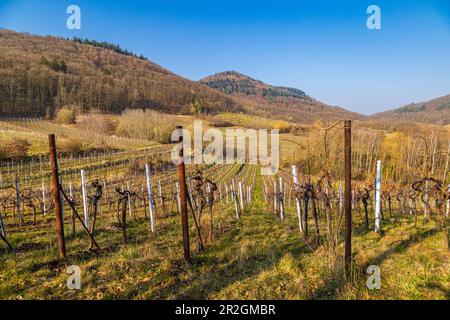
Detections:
0,176,448,300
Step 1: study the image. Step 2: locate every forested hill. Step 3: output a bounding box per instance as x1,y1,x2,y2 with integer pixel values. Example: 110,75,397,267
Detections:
200,71,311,100
371,94,450,125
200,71,364,123
0,30,242,117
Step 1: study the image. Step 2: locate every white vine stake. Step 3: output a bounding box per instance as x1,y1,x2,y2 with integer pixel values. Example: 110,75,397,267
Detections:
42,177,46,215
292,166,303,232
375,160,382,232
145,164,156,233
238,181,244,211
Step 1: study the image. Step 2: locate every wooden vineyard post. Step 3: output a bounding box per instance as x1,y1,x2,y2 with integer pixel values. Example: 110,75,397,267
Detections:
344,120,352,275
81,169,89,228
292,166,303,232
48,134,66,259
375,160,382,232
279,177,285,220
176,126,190,262
145,164,156,233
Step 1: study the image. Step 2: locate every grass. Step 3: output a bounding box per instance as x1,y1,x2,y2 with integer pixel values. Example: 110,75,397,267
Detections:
0,111,296,157
0,173,448,300
0,117,159,157
209,113,294,131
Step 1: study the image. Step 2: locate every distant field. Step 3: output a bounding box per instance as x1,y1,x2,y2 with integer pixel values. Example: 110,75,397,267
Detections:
0,118,157,155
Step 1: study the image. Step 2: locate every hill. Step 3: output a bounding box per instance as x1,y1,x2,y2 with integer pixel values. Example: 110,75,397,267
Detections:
371,94,450,125
0,30,242,117
199,71,364,123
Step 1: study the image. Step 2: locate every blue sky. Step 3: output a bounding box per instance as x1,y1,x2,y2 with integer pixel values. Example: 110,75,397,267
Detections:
0,0,449,114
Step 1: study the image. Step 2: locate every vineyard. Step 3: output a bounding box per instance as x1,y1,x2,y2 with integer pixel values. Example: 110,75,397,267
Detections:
0,120,449,300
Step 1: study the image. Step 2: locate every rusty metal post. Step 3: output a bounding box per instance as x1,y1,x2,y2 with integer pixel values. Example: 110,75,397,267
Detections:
177,126,190,262
49,134,66,259
344,120,352,275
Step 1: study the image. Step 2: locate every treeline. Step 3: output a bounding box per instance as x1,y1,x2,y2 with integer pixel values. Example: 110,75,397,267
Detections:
200,71,309,99
204,78,263,96
268,86,309,100
373,94,450,125
0,30,242,118
70,37,147,60
204,78,309,99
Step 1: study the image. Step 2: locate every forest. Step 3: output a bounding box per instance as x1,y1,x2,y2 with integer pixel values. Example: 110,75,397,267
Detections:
0,30,242,118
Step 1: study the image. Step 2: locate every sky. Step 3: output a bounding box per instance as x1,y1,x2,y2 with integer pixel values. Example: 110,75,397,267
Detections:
0,0,449,115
